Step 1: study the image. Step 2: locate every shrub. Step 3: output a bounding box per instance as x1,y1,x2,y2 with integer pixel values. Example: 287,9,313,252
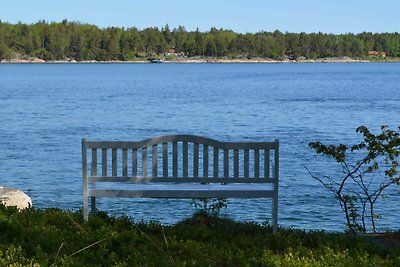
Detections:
308,125,400,234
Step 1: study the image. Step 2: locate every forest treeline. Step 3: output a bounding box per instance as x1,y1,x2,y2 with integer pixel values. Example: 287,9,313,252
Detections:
0,20,399,61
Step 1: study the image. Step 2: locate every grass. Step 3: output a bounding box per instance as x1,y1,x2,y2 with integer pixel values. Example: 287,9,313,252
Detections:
0,204,399,266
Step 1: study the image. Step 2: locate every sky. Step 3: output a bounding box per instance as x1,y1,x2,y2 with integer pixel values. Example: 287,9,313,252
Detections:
1,0,399,34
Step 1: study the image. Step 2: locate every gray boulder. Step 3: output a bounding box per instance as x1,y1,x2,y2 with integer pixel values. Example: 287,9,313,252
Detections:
0,186,32,209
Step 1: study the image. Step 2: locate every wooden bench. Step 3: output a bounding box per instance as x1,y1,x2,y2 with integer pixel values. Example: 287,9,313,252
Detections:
82,135,279,233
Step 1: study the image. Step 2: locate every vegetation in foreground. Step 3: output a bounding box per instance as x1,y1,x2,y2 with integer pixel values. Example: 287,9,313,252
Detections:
0,205,400,266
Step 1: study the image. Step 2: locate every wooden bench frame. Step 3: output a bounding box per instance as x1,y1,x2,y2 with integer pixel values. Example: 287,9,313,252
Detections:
82,135,279,233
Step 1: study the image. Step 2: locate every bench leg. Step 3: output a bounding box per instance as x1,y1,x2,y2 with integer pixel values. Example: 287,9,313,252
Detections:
83,195,89,221
272,196,278,234
91,197,96,214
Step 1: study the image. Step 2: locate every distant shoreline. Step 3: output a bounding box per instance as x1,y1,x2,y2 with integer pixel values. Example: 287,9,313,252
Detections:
1,57,399,64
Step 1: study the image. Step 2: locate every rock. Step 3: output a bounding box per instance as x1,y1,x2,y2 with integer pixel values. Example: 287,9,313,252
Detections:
30,58,45,63
0,186,32,210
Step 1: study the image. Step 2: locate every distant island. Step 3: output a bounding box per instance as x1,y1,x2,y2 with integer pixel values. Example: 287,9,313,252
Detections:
0,20,399,63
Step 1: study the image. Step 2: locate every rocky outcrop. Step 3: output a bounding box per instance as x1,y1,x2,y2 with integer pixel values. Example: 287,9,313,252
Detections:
0,186,32,209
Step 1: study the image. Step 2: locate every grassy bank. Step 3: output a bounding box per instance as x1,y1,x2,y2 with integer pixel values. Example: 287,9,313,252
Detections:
0,205,399,266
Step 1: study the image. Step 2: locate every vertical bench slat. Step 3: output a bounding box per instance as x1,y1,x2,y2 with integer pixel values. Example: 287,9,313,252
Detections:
203,145,209,178
142,147,147,177
91,149,97,176
163,143,168,178
264,149,270,178
244,149,249,178
183,142,188,178
234,149,239,178
102,148,107,176
213,147,219,178
90,147,98,216
254,149,260,178
193,143,199,178
223,149,229,178
132,149,137,177
152,145,158,178
112,149,117,176
122,149,128,176
173,142,178,177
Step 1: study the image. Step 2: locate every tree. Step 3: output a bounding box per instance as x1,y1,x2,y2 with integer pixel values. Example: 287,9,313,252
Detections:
0,43,11,60
0,20,399,61
193,28,206,56
205,39,216,57
307,126,400,235
162,24,173,46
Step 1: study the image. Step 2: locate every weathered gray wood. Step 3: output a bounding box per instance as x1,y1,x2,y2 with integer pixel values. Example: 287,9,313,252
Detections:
254,149,260,178
213,147,219,178
203,145,208,178
152,145,158,178
89,176,274,183
244,149,249,178
90,190,274,199
91,197,96,213
162,143,168,178
223,149,229,178
132,149,137,177
102,148,107,176
86,135,276,150
90,189,274,199
112,149,117,176
83,135,279,234
193,143,199,178
142,147,148,177
183,142,188,178
173,142,178,177
264,149,270,178
122,149,128,177
234,149,239,178
91,149,97,176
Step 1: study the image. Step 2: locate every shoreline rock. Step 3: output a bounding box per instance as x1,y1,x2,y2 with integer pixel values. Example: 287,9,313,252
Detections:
0,56,398,64
0,186,32,210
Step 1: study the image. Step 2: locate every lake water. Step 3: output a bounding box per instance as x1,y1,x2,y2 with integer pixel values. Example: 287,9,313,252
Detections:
1,63,399,231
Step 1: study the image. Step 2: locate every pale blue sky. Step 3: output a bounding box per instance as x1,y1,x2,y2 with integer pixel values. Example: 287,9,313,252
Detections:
1,0,399,33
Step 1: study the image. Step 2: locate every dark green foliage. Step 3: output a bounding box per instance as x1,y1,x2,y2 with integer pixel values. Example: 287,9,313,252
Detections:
0,20,399,61
190,198,228,216
0,205,399,266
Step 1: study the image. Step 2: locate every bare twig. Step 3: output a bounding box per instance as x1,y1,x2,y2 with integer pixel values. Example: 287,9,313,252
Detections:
132,224,175,264
161,225,170,250
51,242,64,267
68,238,107,258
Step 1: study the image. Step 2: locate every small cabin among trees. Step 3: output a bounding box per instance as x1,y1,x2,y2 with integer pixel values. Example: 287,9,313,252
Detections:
368,50,386,58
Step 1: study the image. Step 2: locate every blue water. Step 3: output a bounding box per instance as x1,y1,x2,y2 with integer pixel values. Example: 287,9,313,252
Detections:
1,63,399,231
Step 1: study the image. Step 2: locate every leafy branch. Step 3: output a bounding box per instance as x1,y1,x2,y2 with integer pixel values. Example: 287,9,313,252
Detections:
307,125,400,235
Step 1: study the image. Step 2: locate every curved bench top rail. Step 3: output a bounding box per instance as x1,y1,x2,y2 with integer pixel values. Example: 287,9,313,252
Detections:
84,135,278,150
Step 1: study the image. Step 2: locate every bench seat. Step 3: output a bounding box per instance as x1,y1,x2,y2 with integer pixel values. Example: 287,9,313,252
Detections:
89,182,274,198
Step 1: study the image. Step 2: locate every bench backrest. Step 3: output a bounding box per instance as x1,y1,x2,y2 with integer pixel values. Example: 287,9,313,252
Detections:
82,135,279,185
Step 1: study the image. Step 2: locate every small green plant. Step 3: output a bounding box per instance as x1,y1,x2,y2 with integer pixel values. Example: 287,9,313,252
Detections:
308,125,400,235
190,198,228,216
